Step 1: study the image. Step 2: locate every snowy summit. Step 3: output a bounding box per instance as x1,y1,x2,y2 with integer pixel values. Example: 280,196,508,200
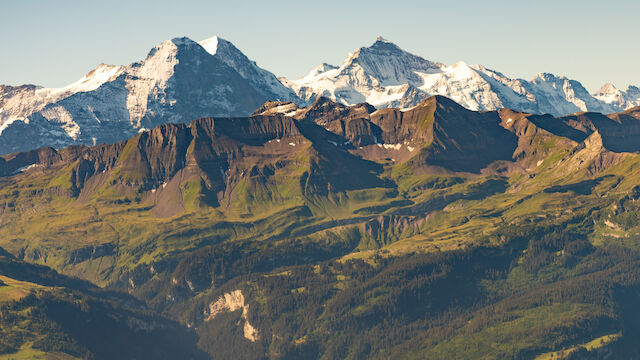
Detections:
282,37,640,115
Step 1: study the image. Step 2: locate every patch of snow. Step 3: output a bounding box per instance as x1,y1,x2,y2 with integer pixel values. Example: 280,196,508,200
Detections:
12,163,40,174
199,36,219,55
382,143,402,150
400,105,417,112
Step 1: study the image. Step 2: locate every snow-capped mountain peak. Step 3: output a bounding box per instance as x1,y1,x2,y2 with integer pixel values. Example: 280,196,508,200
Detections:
596,82,619,95
0,35,302,154
282,39,637,116
368,36,401,50
342,38,443,86
532,72,563,83
285,37,447,107
594,82,640,110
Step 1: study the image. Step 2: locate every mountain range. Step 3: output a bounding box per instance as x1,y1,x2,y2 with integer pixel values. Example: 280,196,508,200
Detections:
284,36,640,115
1,35,638,155
1,93,640,358
3,33,640,359
0,36,297,155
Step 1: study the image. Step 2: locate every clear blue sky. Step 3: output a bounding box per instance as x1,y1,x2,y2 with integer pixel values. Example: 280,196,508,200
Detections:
2,0,638,92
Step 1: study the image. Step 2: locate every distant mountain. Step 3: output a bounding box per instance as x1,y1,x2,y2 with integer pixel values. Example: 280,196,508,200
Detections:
283,37,639,116
594,82,640,110
2,34,638,158
0,36,299,155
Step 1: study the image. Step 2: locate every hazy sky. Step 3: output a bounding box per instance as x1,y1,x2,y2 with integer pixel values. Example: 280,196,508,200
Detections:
2,0,639,92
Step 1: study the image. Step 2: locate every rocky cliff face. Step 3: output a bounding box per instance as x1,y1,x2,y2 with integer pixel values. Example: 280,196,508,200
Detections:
2,95,636,222
205,290,259,342
6,97,640,183
0,97,638,224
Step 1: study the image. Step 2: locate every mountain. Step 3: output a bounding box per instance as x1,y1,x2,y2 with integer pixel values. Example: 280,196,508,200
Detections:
0,36,300,155
2,96,640,358
283,37,637,117
199,36,299,103
2,35,638,157
594,82,640,110
0,249,206,359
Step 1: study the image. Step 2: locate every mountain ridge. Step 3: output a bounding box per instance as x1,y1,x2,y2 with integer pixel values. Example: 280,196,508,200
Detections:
0,36,300,155
1,96,640,358
2,35,638,156
284,37,640,116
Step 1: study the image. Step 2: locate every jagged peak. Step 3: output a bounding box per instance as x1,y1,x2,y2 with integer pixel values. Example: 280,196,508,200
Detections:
532,72,567,83
366,36,403,53
144,36,202,60
532,73,591,93
596,82,620,95
627,85,640,95
342,37,406,66
316,63,338,72
170,36,197,47
371,36,397,47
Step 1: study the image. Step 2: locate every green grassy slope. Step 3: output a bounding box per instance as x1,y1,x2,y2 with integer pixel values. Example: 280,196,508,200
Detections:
0,98,640,358
0,251,206,359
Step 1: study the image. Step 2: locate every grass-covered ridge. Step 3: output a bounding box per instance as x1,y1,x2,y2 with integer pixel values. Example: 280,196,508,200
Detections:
1,97,640,358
